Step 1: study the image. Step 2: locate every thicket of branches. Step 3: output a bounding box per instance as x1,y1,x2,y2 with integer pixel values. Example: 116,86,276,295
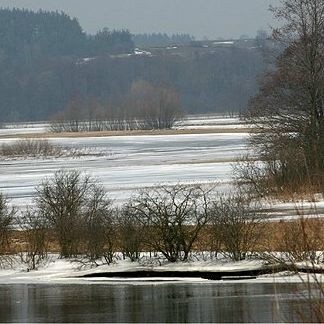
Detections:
126,185,210,262
210,195,263,261
1,170,322,269
50,81,183,132
0,194,16,268
0,170,274,267
0,139,63,158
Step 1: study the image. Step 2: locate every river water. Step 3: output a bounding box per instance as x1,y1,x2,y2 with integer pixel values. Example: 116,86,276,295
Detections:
0,282,310,323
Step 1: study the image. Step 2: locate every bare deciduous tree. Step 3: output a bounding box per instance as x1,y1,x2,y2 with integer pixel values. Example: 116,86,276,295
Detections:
83,185,115,264
130,80,183,130
19,209,49,270
0,194,15,252
118,205,144,262
128,185,210,262
210,194,263,261
50,98,86,133
36,170,115,262
245,0,324,195
36,170,112,259
0,193,15,268
36,170,90,258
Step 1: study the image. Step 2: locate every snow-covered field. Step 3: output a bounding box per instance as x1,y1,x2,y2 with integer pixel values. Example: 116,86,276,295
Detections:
1,116,323,218
0,122,48,136
0,132,248,208
176,115,248,130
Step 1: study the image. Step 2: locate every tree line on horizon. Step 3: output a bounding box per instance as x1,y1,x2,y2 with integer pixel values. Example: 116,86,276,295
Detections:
0,8,265,123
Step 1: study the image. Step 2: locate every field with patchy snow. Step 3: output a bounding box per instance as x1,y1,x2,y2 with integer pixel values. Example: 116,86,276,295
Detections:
0,127,248,208
0,116,323,286
1,115,323,218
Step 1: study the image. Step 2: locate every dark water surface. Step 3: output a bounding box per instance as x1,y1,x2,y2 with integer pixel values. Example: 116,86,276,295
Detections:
0,282,307,323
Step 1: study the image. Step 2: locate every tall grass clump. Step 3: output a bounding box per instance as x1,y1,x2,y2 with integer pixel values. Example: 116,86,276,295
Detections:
0,138,62,158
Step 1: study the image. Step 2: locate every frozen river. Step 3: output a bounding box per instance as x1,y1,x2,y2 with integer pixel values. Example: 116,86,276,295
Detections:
0,132,248,208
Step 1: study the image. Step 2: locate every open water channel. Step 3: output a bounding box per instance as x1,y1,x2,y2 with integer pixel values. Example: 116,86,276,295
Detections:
0,282,311,322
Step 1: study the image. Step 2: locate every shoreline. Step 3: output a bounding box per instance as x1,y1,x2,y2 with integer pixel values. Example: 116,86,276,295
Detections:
0,258,323,285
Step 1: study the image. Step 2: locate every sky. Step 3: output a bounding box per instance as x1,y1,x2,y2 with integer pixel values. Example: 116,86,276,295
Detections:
0,0,281,39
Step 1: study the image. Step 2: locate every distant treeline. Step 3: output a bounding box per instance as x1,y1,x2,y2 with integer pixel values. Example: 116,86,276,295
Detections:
132,33,195,47
0,8,134,59
0,8,265,122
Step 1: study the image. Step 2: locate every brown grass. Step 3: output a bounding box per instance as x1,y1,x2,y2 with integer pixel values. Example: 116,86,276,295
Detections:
0,139,62,157
0,127,254,139
6,218,324,254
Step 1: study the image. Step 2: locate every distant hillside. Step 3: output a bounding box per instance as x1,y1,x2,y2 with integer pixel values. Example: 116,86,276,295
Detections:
133,33,195,47
0,8,266,122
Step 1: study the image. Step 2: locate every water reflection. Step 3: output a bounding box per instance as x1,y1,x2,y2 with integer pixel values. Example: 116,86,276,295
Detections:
0,282,305,322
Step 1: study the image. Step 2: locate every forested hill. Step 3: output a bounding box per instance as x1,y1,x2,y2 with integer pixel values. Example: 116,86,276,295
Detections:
0,8,266,122
0,8,134,61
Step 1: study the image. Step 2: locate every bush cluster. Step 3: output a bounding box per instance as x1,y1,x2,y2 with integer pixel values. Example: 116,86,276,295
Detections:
0,170,268,268
0,170,323,270
0,139,63,158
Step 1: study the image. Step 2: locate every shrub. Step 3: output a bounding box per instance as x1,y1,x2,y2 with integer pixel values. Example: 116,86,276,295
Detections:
210,194,263,261
0,193,16,267
35,170,114,259
18,209,49,270
128,185,210,262
0,139,62,158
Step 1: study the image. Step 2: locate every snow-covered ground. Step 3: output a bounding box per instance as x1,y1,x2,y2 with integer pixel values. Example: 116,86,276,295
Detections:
1,116,322,217
262,199,324,221
0,115,244,136
176,116,248,130
0,123,48,136
0,132,247,207
0,256,322,285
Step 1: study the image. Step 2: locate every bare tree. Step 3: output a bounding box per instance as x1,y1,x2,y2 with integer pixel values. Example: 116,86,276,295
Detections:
35,170,91,258
246,0,324,195
0,194,15,253
130,80,183,130
0,193,16,268
118,205,144,262
18,209,49,270
50,98,85,133
83,185,115,264
210,194,263,261
35,170,115,261
128,185,210,262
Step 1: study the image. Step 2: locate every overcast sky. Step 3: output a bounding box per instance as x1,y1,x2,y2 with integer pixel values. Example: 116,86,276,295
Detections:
0,0,281,39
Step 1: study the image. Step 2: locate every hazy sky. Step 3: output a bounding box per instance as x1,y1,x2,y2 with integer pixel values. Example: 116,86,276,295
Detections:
0,0,281,39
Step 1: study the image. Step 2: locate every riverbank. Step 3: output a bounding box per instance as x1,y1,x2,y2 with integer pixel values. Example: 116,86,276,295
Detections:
0,256,323,285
